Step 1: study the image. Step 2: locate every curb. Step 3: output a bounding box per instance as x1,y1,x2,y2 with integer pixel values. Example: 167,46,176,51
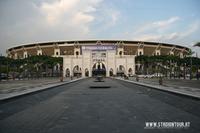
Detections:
114,78,200,100
0,78,86,102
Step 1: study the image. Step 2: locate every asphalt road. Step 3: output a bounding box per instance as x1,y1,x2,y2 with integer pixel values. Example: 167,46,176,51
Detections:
0,78,200,133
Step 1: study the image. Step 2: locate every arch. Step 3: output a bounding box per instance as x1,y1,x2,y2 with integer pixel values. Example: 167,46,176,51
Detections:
117,65,125,76
54,63,60,71
119,65,125,71
119,51,122,56
65,68,70,77
128,68,133,76
53,63,60,77
76,51,79,55
73,65,82,77
85,68,89,77
109,68,113,76
92,62,106,76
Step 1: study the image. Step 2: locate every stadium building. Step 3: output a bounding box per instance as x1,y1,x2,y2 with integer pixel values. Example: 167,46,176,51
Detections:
7,40,189,77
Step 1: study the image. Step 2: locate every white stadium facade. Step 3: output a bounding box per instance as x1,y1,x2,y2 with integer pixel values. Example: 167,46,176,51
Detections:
7,40,190,77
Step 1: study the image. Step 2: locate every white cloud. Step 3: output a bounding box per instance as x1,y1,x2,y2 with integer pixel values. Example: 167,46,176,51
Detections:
136,32,179,42
181,21,200,37
133,17,200,45
41,0,78,25
93,8,121,33
110,9,120,26
153,16,180,28
135,16,180,34
40,0,103,32
0,0,104,55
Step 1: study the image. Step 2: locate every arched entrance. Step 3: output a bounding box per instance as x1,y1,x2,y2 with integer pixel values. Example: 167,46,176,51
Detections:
85,68,89,77
73,65,82,77
53,63,60,77
92,62,106,76
65,68,70,77
128,68,133,77
117,65,125,76
109,68,113,76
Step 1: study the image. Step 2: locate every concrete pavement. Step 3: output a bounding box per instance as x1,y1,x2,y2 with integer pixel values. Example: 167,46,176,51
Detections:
0,77,84,101
0,78,200,133
117,77,200,99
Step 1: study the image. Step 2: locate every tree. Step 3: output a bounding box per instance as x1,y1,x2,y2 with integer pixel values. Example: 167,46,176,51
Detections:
1,55,63,80
135,55,182,78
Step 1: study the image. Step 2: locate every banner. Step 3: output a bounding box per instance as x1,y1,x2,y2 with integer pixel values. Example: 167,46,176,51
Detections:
82,45,116,51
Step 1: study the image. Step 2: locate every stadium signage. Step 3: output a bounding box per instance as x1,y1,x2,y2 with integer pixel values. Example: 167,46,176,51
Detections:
82,45,116,50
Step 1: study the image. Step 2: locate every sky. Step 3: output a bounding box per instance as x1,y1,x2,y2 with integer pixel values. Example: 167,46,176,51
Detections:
0,0,200,56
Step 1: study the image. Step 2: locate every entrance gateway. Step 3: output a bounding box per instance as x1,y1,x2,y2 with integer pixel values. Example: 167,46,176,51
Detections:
63,44,135,77
92,50,106,76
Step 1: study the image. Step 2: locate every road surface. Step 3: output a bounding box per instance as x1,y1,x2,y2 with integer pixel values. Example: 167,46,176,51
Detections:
0,78,200,133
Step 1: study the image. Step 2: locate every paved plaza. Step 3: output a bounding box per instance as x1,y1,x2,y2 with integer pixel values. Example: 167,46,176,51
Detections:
0,78,200,133
0,78,69,94
124,77,200,98
129,77,200,89
0,77,83,100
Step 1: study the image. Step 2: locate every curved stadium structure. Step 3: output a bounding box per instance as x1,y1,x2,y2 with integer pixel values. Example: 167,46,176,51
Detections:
7,40,190,77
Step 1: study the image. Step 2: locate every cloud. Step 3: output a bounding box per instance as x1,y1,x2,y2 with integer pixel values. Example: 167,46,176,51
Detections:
41,0,78,25
0,0,104,55
181,21,200,37
40,0,103,32
92,8,121,34
133,17,200,44
109,9,120,26
135,16,180,34
136,32,179,42
153,16,180,29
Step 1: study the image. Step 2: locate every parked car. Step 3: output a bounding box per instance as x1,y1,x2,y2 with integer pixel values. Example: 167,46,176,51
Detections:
151,73,164,77
0,73,8,80
137,75,146,78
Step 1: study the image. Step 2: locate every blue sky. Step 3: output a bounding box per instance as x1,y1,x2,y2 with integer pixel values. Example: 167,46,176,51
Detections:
0,0,200,55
